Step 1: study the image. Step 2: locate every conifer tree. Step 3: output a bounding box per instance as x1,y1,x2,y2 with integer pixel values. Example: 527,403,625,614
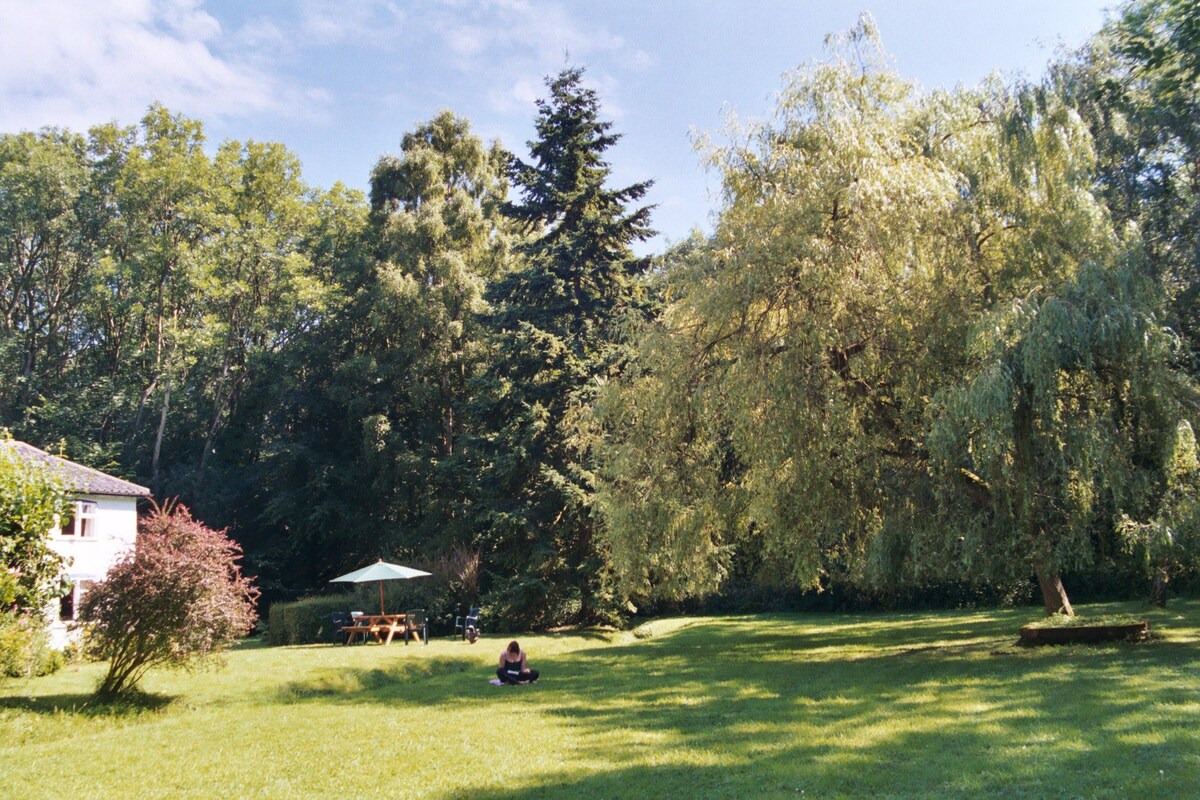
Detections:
476,67,653,627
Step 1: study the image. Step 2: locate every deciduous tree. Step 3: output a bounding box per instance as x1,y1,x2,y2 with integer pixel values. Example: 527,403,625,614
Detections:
250,112,508,590
0,433,67,615
1057,0,1200,371
597,17,1192,617
926,255,1193,615
599,20,985,602
0,130,96,423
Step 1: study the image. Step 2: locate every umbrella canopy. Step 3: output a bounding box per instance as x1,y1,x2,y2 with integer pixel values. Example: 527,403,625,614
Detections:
330,559,432,614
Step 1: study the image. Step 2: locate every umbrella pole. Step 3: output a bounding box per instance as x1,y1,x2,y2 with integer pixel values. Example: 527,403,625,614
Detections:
379,580,385,615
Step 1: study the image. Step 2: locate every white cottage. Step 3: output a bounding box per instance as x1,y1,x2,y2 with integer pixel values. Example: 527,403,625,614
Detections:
2,440,151,648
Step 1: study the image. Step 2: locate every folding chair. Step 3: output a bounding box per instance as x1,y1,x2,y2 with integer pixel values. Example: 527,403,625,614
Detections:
330,612,352,645
342,610,369,645
404,609,428,645
454,607,481,640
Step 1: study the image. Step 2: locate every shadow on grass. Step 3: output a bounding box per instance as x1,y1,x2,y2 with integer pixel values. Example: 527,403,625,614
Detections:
541,627,626,642
435,615,1199,798
277,608,1193,711
277,655,476,701
260,605,1197,797
231,635,272,651
443,716,1190,800
0,690,175,717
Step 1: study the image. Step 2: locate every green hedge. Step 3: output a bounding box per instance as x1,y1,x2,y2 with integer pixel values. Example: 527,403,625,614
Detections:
267,574,475,646
267,595,359,646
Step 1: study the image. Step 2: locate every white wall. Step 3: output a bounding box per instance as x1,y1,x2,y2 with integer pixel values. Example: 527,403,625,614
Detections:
46,494,139,649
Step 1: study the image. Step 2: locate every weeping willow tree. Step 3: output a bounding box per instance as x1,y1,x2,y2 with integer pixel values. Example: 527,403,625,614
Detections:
597,16,1195,612
598,17,996,601
925,254,1195,615
1120,420,1200,605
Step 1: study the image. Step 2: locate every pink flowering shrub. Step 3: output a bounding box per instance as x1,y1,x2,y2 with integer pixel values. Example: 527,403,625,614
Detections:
80,502,259,698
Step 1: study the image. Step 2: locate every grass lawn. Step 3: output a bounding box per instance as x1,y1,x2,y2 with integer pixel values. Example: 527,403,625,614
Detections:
2,599,1198,799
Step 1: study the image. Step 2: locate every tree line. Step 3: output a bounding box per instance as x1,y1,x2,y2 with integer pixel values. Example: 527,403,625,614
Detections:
2,1,1197,627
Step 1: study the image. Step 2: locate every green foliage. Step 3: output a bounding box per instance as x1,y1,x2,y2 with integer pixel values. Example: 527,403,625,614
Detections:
598,15,1198,617
0,608,64,678
1118,420,1200,599
266,595,355,646
79,503,259,698
1058,0,1200,369
601,19,997,601
0,435,69,678
0,104,353,525
925,252,1193,611
3,8,1198,625
0,128,95,421
248,112,508,593
0,435,68,615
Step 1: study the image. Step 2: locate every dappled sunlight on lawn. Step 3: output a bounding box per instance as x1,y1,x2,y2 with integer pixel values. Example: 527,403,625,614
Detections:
2,601,1198,798
495,603,1200,798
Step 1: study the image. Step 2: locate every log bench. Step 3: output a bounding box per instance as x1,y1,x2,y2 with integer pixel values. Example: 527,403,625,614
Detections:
1019,620,1149,646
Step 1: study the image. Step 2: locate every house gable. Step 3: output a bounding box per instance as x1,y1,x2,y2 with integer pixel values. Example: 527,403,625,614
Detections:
2,439,150,648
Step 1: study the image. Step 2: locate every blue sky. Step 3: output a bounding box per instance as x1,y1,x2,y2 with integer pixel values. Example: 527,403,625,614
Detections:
0,0,1115,252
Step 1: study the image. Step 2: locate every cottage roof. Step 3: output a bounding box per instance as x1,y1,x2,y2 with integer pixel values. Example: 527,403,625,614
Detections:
2,440,151,498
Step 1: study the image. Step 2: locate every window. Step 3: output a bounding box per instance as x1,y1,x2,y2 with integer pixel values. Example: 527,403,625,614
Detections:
58,500,98,537
59,581,93,622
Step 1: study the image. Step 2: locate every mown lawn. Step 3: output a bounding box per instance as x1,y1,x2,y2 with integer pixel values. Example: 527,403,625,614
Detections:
1,600,1198,799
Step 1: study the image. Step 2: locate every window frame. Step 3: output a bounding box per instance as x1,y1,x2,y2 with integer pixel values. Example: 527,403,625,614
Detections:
58,580,93,622
58,499,99,538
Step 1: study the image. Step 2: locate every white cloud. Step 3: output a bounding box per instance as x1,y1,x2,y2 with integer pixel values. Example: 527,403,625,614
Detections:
159,0,221,41
416,1,648,119
487,78,542,114
296,0,405,47
423,1,636,74
232,17,287,52
628,49,656,71
446,24,488,58
0,0,653,154
0,0,321,132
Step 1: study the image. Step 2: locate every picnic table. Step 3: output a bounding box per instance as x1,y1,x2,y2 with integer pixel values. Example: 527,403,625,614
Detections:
342,613,417,645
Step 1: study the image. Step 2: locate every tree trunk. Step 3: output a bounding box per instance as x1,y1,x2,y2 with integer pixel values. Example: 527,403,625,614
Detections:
1151,567,1169,607
1036,567,1074,616
197,360,231,492
127,375,159,447
152,379,171,496
440,369,454,456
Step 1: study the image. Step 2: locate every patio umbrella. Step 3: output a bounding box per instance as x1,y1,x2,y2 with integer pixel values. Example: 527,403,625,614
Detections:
329,559,432,615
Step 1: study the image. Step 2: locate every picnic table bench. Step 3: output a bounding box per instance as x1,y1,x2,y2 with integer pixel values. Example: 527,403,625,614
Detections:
341,613,423,645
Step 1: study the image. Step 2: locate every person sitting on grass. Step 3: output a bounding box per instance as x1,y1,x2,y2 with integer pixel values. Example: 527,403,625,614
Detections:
497,640,539,684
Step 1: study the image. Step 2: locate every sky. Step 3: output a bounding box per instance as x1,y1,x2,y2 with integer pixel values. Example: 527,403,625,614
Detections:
0,0,1117,253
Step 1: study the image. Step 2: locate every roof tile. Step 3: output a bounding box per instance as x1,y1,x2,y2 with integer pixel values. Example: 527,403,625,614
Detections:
2,440,151,497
